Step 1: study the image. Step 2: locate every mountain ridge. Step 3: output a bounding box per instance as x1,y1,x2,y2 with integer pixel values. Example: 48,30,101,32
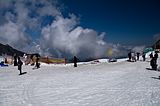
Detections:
0,43,25,56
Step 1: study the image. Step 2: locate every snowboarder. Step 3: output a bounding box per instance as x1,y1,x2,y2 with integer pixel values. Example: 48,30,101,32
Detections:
142,52,146,61
73,56,77,67
128,52,132,62
150,57,157,70
17,57,23,75
136,52,140,61
149,53,153,59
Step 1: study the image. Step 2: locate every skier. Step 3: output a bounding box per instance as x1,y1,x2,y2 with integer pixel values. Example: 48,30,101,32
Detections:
17,57,23,75
73,56,77,67
150,57,157,70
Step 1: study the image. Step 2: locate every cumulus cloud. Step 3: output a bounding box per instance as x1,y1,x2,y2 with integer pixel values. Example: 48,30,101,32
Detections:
40,15,107,59
0,0,60,50
0,0,137,59
0,21,30,49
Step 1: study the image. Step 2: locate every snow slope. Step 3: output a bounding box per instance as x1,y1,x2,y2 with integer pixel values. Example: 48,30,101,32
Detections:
0,56,160,106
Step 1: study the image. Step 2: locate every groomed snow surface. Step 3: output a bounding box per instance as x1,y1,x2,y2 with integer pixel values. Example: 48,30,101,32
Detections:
0,56,160,106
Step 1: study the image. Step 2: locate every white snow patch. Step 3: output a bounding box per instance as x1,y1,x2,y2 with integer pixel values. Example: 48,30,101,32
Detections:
0,54,160,106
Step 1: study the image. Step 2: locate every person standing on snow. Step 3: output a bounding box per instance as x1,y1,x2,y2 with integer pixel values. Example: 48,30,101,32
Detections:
142,52,146,61
154,52,158,60
17,57,23,75
150,57,157,70
35,56,40,69
149,53,153,59
73,56,77,67
131,52,136,62
128,52,132,62
136,52,140,61
13,54,18,66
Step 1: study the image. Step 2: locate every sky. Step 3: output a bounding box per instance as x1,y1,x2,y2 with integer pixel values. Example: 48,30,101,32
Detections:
61,0,160,45
0,0,159,59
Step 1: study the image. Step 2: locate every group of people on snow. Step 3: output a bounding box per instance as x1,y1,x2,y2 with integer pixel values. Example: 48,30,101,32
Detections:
128,51,159,70
2,50,159,75
11,53,79,75
13,54,40,75
128,52,141,62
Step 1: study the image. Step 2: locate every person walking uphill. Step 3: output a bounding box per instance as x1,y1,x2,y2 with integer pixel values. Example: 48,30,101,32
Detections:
17,57,23,75
73,56,77,67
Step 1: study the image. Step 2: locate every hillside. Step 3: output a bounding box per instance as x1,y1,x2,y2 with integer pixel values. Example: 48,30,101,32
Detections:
0,43,25,56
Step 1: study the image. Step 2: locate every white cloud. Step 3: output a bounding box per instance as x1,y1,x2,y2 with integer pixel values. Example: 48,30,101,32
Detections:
0,0,135,59
0,21,30,49
40,15,107,59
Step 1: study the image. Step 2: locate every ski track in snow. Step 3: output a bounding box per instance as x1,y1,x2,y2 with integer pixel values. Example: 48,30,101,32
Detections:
0,57,160,106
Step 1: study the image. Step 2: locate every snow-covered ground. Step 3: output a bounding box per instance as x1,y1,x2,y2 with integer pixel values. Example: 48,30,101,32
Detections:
0,56,160,106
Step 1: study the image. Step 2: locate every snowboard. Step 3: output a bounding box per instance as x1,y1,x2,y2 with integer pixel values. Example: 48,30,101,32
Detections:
19,72,27,75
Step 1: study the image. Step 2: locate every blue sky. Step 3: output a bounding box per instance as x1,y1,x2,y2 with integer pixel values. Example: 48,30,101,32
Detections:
61,0,160,46
0,0,159,58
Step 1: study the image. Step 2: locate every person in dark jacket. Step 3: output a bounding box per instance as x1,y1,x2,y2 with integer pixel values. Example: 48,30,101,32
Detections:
136,52,140,61
154,52,158,60
73,56,77,67
18,57,23,75
14,54,18,66
35,56,40,69
149,53,153,59
142,52,146,61
150,57,157,70
128,52,131,62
